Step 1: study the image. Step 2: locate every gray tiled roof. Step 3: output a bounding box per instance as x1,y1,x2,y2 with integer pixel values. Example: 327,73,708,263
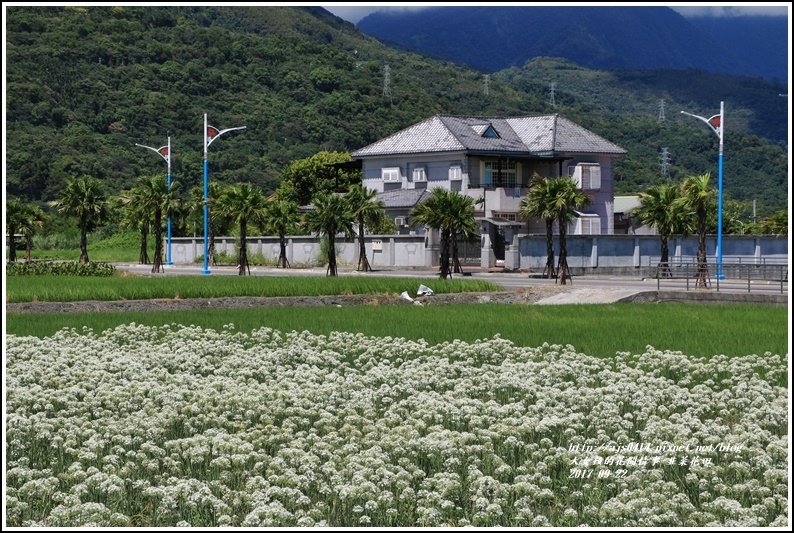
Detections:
352,116,464,157
353,114,626,157
376,188,430,208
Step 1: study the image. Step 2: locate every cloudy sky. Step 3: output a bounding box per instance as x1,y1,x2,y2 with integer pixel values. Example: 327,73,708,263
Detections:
322,4,790,24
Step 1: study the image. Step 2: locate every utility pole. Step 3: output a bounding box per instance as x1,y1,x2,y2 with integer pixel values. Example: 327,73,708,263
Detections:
483,74,490,97
383,64,392,104
660,147,671,181
658,99,666,122
549,82,556,108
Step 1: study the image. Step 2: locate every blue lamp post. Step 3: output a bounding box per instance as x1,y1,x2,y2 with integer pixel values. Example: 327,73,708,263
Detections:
202,113,246,275
681,101,725,280
135,136,173,266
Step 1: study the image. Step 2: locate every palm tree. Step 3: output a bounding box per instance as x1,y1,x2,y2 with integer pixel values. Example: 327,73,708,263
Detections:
263,197,300,268
519,174,557,278
137,175,182,273
548,177,590,285
447,192,480,274
215,183,269,276
634,183,693,277
411,188,475,279
6,199,45,263
53,176,110,264
116,186,151,265
678,173,714,288
304,192,354,277
346,185,387,272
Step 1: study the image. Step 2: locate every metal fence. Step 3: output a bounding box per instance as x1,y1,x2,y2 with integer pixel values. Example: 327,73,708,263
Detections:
654,260,788,293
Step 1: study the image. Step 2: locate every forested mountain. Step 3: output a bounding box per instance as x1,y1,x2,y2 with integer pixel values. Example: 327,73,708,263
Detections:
357,6,788,82
5,6,788,216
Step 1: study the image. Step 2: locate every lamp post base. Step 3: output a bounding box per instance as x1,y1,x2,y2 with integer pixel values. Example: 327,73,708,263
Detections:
201,269,212,275
714,273,725,280
164,261,173,266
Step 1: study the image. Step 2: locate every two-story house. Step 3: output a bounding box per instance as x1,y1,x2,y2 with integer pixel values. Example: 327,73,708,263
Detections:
351,114,626,262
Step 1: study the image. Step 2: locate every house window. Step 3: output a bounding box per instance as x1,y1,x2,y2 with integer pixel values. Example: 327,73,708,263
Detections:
382,167,401,182
448,165,462,181
483,160,518,188
573,214,601,235
492,212,517,221
482,125,500,138
568,163,601,190
412,167,427,182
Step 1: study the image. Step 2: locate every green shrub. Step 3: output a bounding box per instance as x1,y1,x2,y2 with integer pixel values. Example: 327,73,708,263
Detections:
6,260,116,277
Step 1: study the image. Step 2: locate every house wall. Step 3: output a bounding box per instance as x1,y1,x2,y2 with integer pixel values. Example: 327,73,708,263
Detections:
361,152,468,194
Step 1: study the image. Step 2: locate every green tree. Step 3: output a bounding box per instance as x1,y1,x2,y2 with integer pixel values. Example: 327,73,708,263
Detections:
263,197,300,268
634,183,692,277
53,176,110,264
116,186,151,265
677,173,715,288
548,177,590,285
519,174,557,279
411,189,476,279
757,209,787,236
304,192,354,277
6,199,45,263
136,175,182,273
346,185,387,272
215,183,269,276
280,151,360,206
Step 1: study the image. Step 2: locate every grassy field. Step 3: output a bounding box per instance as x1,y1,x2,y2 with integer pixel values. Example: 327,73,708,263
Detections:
6,303,788,358
6,275,500,303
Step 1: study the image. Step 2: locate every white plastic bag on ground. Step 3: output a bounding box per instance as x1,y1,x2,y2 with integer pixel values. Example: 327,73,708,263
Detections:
400,291,414,302
417,284,434,296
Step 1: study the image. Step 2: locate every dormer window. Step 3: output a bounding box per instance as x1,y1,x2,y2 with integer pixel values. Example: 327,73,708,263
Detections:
471,123,500,138
482,125,500,138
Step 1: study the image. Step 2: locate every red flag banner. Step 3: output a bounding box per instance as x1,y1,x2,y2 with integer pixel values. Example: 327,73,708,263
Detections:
158,146,169,157
707,114,721,129
207,125,220,139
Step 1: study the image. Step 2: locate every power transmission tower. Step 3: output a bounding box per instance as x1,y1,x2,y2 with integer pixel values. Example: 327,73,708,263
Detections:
483,74,490,97
549,82,556,108
658,99,666,122
660,147,671,181
382,64,392,104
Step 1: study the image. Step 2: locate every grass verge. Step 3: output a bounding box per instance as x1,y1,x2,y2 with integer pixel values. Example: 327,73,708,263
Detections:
6,275,501,303
5,303,787,359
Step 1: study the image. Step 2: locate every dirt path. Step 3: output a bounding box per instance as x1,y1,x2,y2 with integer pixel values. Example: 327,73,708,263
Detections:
6,286,573,314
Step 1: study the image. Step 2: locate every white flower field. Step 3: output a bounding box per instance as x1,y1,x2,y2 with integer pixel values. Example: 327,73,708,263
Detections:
5,324,789,527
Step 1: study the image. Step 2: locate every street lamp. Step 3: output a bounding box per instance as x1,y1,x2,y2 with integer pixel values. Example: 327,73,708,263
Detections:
202,113,246,275
135,135,173,266
681,101,725,280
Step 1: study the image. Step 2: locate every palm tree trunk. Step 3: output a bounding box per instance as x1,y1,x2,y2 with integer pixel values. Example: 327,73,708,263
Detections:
659,234,671,278
139,226,150,265
327,233,337,277
439,229,451,279
25,236,32,262
544,218,556,279
238,220,249,276
357,218,371,272
696,208,709,288
151,210,163,273
557,215,569,285
8,229,17,262
278,232,290,268
452,234,463,274
79,218,89,264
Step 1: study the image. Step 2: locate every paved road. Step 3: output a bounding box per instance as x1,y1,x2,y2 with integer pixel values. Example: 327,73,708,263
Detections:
115,263,787,298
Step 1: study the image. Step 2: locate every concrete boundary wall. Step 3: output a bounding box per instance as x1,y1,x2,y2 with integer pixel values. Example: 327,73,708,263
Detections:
169,235,427,267
507,234,788,273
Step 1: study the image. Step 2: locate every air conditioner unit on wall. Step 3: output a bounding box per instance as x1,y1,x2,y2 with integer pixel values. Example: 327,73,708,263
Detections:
394,216,406,226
